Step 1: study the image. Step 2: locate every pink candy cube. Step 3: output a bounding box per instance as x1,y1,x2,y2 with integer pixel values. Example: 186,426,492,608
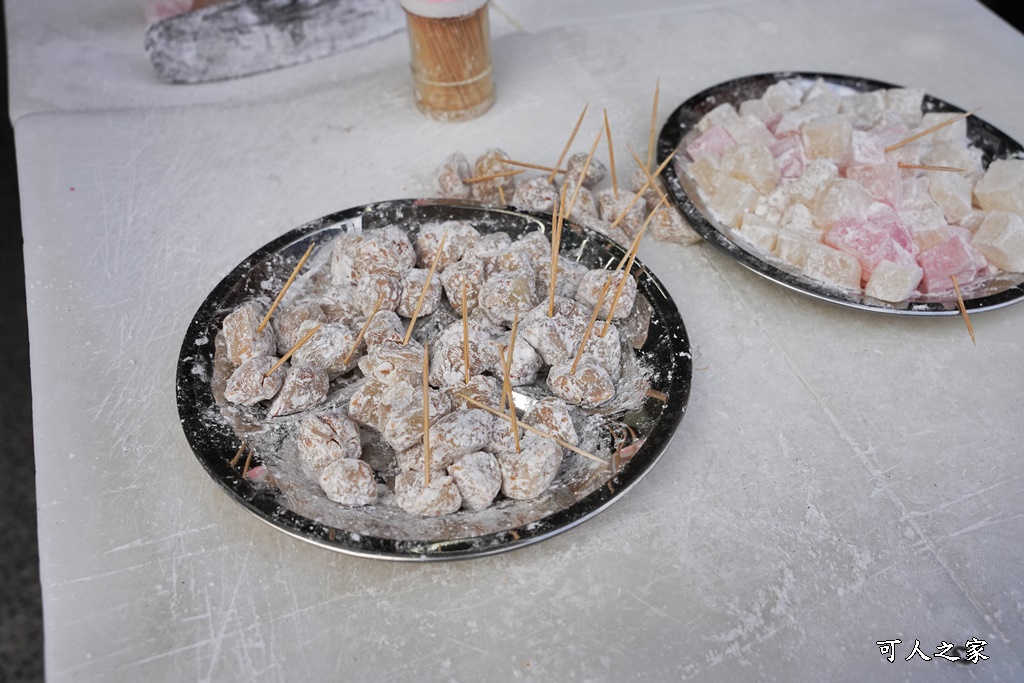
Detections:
686,125,736,161
916,234,986,293
868,209,917,255
825,216,915,279
846,161,901,208
769,136,806,179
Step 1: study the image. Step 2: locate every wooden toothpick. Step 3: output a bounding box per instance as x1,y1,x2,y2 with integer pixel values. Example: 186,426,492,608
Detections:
455,393,607,465
464,169,525,184
241,445,255,477
897,162,966,173
550,103,589,183
548,183,568,318
264,323,321,377
502,315,522,453
951,275,976,346
403,231,448,344
422,341,432,485
258,241,315,333
230,440,247,467
498,184,507,206
604,108,618,200
607,145,677,233
564,120,607,220
646,77,660,171
571,276,615,374
504,159,567,174
461,283,471,385
600,197,665,337
342,292,385,366
627,144,671,206
885,109,980,153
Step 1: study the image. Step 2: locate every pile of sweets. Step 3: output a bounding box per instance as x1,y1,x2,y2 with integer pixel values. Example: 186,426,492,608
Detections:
218,223,653,517
435,147,703,248
678,78,1024,302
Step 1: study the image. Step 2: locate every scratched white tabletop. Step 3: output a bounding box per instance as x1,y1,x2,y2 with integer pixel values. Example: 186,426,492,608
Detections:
9,0,1024,680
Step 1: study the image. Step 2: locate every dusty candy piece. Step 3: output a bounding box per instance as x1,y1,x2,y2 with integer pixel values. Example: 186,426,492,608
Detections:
824,217,914,279
762,80,802,113
687,125,736,161
739,97,772,121
274,302,326,355
348,379,390,430
774,230,820,269
686,154,722,193
927,171,973,224
268,365,329,417
470,231,513,260
224,356,285,406
523,397,578,446
803,78,841,113
885,88,925,127
956,210,988,233
774,105,824,138
329,233,364,287
492,335,543,386
439,257,485,311
447,374,502,411
359,343,424,386
918,112,968,147
575,269,637,320
648,203,700,246
484,245,534,278
547,360,615,408
564,152,607,189
721,143,780,194
497,436,563,500
538,255,589,300
973,159,1024,214
618,294,652,349
521,297,589,366
394,470,461,517
437,152,472,200
788,159,838,205
355,226,416,276
971,212,1024,272
318,286,362,327
629,167,663,210
223,301,276,365
380,384,452,451
839,90,885,129
291,320,360,379
319,459,377,506
812,178,872,229
517,231,552,264
864,260,923,303
512,176,559,213
567,186,600,225
924,143,985,184
427,409,493,469
448,451,501,510
802,115,852,164
917,234,986,293
754,187,790,225
581,322,622,381
297,412,361,472
363,310,405,350
396,268,443,318
355,272,402,316
696,102,739,133
429,324,498,387
708,176,759,228
479,271,539,325
803,244,862,290
739,213,780,254
846,162,901,208
415,221,480,270
722,115,774,147
769,136,805,179
485,415,524,456
781,203,816,234
471,148,516,205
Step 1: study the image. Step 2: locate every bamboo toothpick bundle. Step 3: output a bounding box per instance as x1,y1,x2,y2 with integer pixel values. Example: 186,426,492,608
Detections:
402,0,495,121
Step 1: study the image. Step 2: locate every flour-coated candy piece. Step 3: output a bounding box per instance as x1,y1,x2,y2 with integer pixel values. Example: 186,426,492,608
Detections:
512,176,559,213
319,459,377,507
439,257,485,311
354,272,402,317
547,360,615,408
224,356,285,406
497,436,563,500
297,412,362,472
448,451,501,510
363,310,405,350
478,271,539,325
427,409,493,469
396,268,443,319
223,300,276,365
575,269,636,320
415,220,480,270
268,365,329,417
437,152,472,200
355,226,416,276
470,148,516,206
358,342,424,386
291,320,360,379
394,470,462,517
274,302,326,355
523,397,578,447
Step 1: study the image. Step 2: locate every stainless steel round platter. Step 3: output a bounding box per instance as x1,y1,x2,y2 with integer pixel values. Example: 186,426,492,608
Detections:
659,71,1024,315
176,199,691,561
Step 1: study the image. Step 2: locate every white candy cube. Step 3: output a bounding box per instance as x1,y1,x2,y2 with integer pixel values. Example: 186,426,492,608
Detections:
721,143,780,194
803,244,862,289
697,102,739,133
708,177,760,228
971,211,1024,272
926,170,973,224
864,259,923,302
974,159,1024,214
739,213,780,253
803,115,853,163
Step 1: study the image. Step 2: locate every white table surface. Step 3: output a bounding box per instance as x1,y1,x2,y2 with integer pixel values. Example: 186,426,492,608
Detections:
10,0,1024,680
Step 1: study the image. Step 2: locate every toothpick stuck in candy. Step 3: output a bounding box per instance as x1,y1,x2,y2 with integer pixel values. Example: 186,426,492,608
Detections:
550,103,589,183
342,292,385,366
885,109,979,153
265,323,321,377
403,231,448,344
422,341,432,485
258,241,315,333
604,108,618,200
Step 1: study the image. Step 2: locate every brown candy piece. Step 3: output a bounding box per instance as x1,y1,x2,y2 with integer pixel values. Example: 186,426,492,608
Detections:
448,451,501,510
575,269,637,320
224,356,285,406
274,302,326,355
268,365,329,417
223,300,276,365
297,412,362,472
547,360,615,408
394,470,462,517
414,220,480,270
319,459,377,506
523,397,578,447
291,320,360,379
497,436,563,500
437,152,472,200
427,409,493,469
396,268,443,318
